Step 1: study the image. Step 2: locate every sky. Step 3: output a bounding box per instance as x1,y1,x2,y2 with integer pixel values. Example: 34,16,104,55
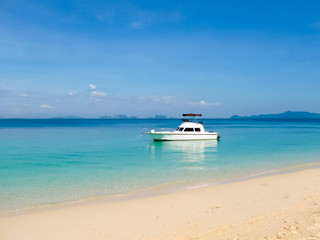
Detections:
1,0,320,118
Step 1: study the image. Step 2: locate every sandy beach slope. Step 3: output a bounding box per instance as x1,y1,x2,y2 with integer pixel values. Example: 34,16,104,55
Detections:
1,167,320,240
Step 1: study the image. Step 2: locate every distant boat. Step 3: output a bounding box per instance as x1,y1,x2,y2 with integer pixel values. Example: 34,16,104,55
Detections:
145,113,220,141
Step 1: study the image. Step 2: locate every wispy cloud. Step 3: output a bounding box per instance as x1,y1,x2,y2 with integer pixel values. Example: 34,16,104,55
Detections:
40,104,55,109
139,95,220,108
19,93,28,97
91,91,106,97
128,6,182,30
89,84,96,90
88,84,107,99
130,21,143,30
312,21,320,29
139,95,174,104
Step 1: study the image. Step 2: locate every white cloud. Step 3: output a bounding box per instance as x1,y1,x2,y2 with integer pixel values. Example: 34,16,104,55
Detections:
89,84,96,90
188,100,221,107
139,96,220,108
19,93,28,97
91,91,106,97
68,92,74,96
40,104,55,109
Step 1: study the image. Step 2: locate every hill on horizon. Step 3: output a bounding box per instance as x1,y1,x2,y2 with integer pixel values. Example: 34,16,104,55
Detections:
231,111,320,119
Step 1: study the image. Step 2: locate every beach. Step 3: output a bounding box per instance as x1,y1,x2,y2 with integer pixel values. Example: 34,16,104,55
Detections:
2,0,320,238
1,167,320,240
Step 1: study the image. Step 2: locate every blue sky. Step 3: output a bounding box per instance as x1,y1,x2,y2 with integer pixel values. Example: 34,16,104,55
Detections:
1,0,320,118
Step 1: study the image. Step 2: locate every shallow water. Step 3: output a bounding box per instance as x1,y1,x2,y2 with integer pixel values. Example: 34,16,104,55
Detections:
1,118,320,210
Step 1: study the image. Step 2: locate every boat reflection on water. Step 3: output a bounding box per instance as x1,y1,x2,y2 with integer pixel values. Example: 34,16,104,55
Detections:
149,140,218,166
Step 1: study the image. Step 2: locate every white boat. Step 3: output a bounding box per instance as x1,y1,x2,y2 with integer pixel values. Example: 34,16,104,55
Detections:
145,113,220,141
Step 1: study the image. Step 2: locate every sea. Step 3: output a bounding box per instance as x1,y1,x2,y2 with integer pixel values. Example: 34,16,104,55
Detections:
1,118,320,211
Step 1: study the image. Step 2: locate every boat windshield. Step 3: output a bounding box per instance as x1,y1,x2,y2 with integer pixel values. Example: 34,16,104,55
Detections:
184,128,194,132
179,128,184,131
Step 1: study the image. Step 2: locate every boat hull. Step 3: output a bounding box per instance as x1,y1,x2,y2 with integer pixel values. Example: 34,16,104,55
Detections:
148,132,219,141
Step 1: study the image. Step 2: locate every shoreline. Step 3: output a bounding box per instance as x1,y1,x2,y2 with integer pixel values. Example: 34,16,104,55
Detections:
2,162,320,239
2,160,320,216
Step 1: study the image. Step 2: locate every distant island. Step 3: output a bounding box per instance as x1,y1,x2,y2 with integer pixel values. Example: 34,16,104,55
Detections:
100,114,167,119
50,116,82,119
231,111,320,119
0,115,172,120
4,112,320,120
100,114,137,119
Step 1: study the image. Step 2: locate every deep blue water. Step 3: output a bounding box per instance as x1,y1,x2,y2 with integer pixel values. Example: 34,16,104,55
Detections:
1,118,320,210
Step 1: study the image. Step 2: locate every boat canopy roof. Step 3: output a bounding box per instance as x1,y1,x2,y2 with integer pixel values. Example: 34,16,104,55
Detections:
182,113,202,117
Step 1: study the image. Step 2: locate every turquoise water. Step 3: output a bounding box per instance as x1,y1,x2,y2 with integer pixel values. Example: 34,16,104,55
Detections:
1,119,320,210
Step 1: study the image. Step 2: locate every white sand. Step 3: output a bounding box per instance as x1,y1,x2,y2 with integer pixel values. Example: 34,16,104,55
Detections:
1,168,320,240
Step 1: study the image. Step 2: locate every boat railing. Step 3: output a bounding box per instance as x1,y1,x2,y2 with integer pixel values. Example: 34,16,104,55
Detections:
182,113,203,124
148,128,175,133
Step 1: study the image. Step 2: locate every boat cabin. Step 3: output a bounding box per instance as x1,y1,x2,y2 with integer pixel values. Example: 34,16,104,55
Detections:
175,122,205,133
